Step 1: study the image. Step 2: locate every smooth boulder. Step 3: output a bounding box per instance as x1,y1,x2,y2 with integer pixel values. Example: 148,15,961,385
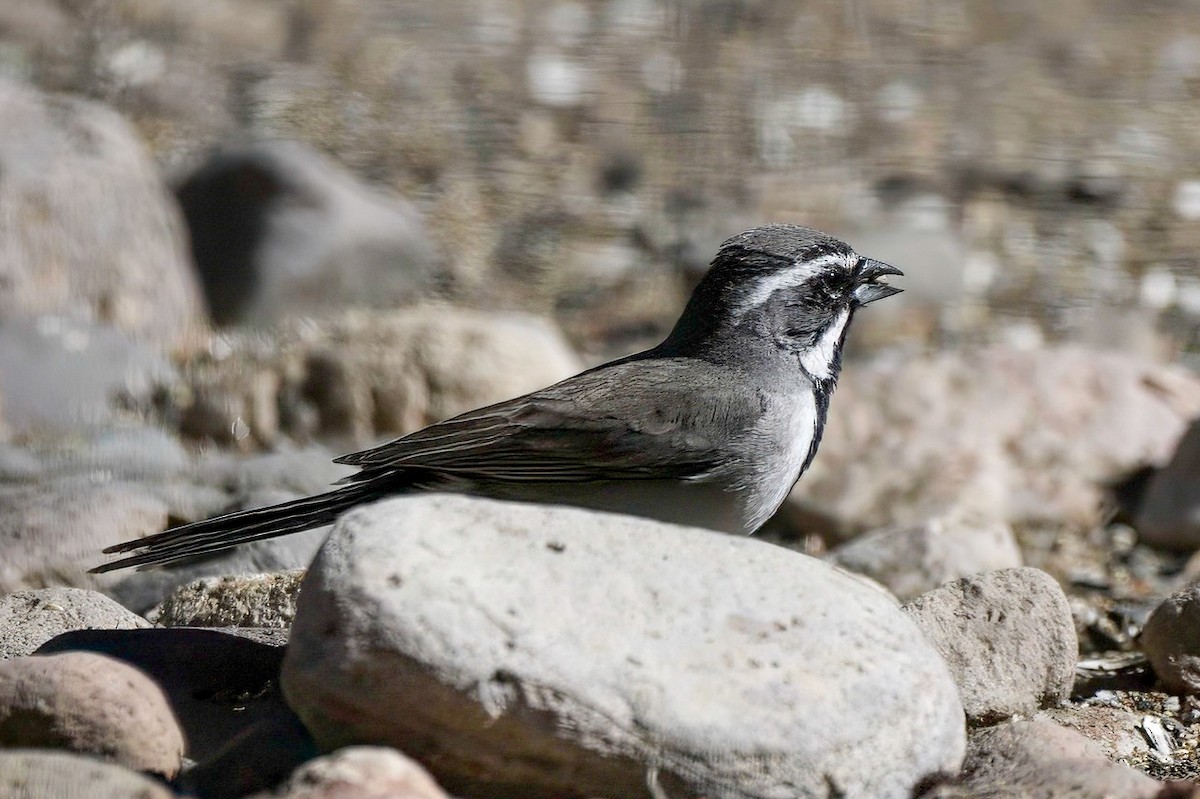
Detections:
283,494,966,799
0,651,184,777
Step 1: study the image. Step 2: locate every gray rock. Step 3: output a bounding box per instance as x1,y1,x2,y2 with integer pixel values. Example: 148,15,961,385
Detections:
151,571,304,629
0,587,150,659
175,139,437,326
37,627,289,763
0,651,184,777
283,494,965,799
0,475,169,593
1140,584,1200,694
47,425,191,481
0,78,205,348
949,719,1160,798
193,446,354,497
259,747,449,799
789,347,1200,539
904,567,1077,725
1136,418,1200,550
0,750,175,799
0,317,180,435
0,445,42,482
828,513,1022,601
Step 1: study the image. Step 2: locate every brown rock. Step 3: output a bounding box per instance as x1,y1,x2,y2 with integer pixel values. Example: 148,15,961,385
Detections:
0,651,184,777
1137,419,1200,551
1141,584,1200,694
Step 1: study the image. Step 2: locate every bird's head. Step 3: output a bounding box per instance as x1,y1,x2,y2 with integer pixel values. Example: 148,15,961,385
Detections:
663,224,903,383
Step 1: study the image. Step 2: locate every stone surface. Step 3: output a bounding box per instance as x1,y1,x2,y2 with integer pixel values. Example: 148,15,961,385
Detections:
259,747,449,799
0,77,205,349
0,476,169,593
283,494,965,799
177,307,581,449
0,317,180,435
0,750,175,799
942,719,1161,799
176,139,437,326
1137,418,1200,551
0,651,184,777
0,587,150,660
1140,584,1200,695
904,567,1077,725
151,571,304,629
1036,705,1156,761
790,347,1200,538
829,513,1022,601
37,627,288,763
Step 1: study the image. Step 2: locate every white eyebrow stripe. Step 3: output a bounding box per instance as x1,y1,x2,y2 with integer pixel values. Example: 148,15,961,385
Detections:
729,252,854,320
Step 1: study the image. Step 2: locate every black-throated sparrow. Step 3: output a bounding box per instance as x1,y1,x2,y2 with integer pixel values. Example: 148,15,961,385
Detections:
93,225,901,572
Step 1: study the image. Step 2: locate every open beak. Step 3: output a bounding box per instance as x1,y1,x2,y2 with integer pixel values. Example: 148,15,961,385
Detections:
853,258,904,306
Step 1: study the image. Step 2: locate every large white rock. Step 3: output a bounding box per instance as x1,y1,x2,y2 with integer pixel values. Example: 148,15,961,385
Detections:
283,495,965,799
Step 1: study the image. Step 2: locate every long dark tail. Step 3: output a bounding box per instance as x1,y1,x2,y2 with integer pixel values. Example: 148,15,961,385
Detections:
90,482,381,573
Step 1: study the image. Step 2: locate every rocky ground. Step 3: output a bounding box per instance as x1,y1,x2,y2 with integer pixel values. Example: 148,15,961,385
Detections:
4,1,1200,797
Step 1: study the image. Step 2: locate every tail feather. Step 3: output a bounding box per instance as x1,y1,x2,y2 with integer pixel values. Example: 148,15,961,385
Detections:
90,483,378,573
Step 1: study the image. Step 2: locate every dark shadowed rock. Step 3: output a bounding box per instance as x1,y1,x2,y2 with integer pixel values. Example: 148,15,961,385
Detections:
1137,419,1200,551
176,140,436,326
1140,584,1200,695
37,627,288,763
179,704,316,799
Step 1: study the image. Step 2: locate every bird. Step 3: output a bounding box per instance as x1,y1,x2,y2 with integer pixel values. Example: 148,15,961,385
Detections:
92,224,902,573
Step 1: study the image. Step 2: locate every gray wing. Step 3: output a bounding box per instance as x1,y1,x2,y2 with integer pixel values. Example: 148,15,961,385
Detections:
335,358,764,484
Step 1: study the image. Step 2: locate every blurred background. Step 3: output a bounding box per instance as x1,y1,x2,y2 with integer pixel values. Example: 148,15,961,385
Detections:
5,0,1200,362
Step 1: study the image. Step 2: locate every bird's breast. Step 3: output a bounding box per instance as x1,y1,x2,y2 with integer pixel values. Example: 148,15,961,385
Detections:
740,388,821,530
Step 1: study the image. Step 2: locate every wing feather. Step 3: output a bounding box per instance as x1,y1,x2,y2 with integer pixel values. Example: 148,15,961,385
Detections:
336,359,762,484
